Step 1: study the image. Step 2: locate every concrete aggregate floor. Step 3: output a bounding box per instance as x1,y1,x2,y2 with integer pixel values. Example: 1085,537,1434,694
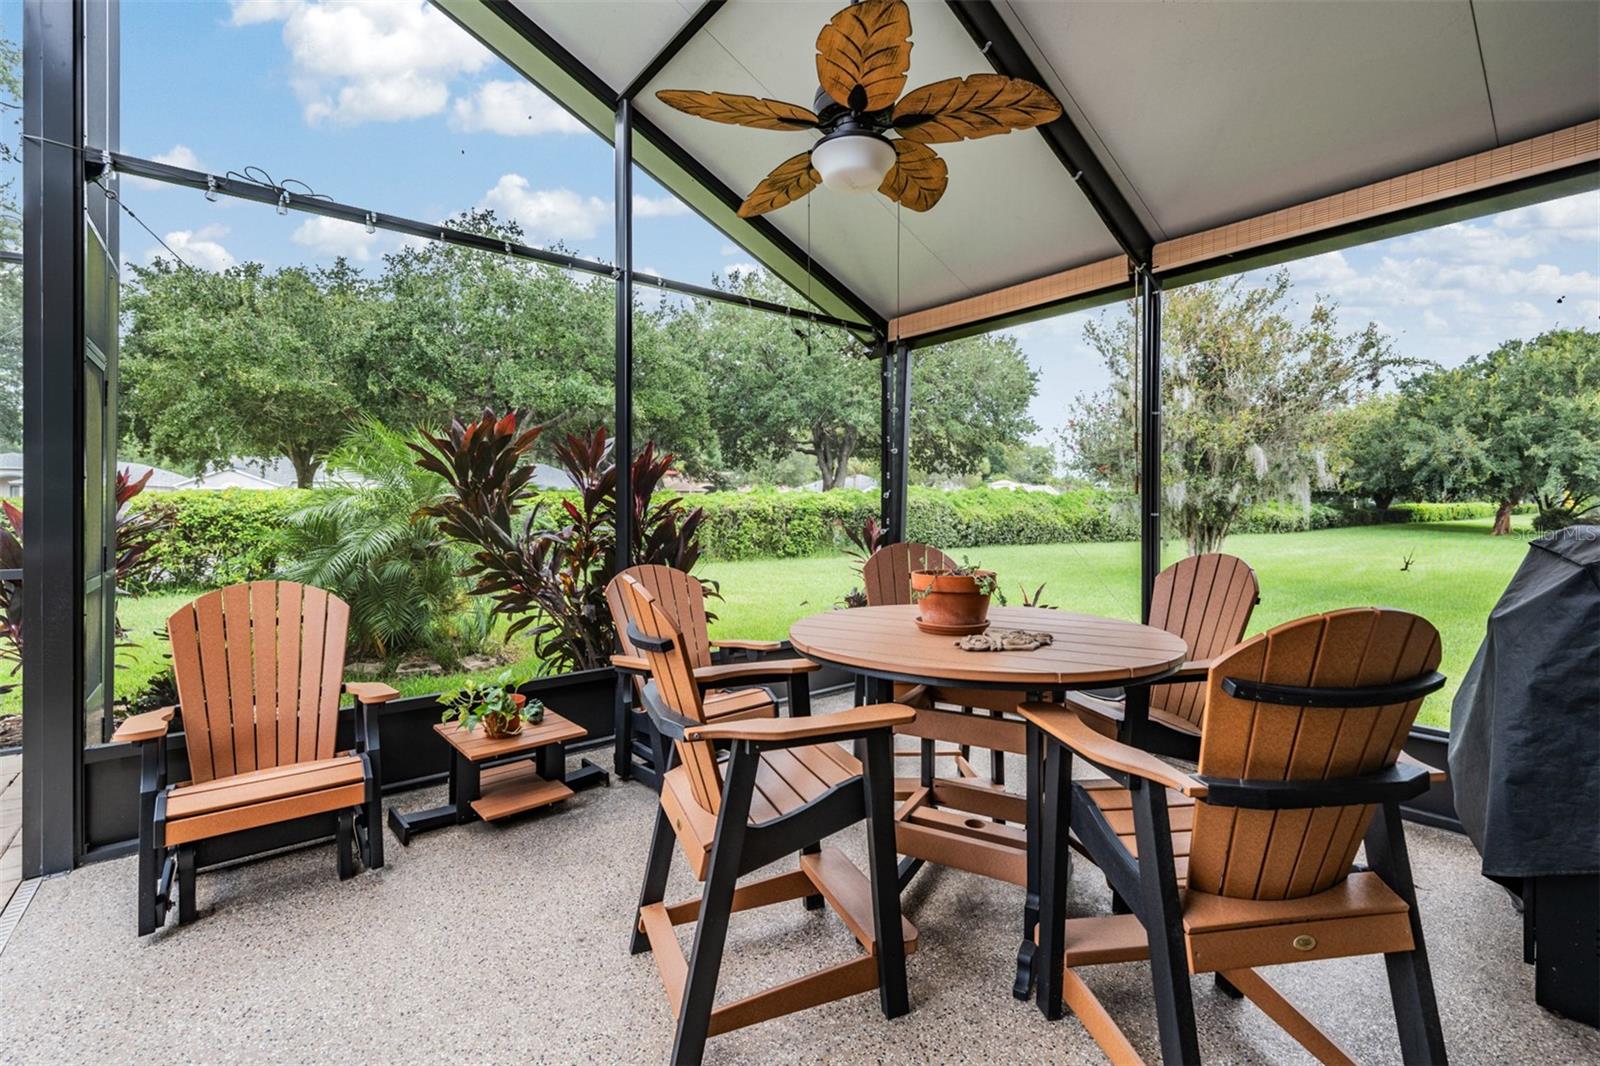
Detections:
2,704,1596,1064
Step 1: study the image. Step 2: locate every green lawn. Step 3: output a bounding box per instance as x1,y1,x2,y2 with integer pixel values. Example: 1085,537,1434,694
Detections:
698,518,1533,728
3,519,1532,730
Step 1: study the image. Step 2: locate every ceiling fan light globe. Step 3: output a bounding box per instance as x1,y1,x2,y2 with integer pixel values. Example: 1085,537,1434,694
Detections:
812,131,897,193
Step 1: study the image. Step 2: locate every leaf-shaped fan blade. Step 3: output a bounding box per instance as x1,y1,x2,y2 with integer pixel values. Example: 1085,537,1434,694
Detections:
878,140,948,212
738,151,822,217
892,74,1063,143
654,90,819,131
815,0,913,112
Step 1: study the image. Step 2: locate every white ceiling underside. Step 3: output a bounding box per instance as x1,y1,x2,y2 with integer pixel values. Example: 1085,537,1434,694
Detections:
503,0,1600,320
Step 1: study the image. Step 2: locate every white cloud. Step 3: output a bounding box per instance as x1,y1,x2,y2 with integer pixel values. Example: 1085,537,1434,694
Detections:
450,79,584,136
722,262,761,278
291,215,380,260
232,0,490,125
153,144,206,171
477,174,608,242
719,243,743,256
150,225,235,271
633,194,689,219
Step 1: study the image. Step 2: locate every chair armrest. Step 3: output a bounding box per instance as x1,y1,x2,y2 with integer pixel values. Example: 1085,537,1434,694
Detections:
1155,657,1217,686
1398,749,1447,784
1020,702,1208,798
612,654,650,674
688,703,915,745
710,638,785,653
343,682,400,704
112,706,174,744
693,659,819,685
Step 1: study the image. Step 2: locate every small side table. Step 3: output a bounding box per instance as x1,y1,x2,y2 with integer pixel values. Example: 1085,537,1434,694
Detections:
387,710,609,845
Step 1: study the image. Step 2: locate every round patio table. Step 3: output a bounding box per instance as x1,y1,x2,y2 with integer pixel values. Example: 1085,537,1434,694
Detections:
789,603,1188,1000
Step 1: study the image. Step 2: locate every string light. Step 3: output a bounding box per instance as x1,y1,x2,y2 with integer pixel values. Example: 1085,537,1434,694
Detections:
364,211,376,234
276,190,289,215
204,175,218,202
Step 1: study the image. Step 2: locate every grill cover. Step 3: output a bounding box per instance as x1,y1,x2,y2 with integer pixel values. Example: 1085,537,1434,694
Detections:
1449,526,1600,878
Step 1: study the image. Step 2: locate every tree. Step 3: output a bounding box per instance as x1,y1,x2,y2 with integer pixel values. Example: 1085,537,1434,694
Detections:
120,259,374,487
1401,328,1600,534
694,273,1039,489
695,274,879,490
1063,270,1401,554
908,334,1038,478
1332,394,1417,510
364,211,615,436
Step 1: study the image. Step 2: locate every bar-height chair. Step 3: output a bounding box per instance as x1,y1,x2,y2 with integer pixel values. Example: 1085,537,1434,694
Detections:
607,564,820,787
1025,608,1449,1064
1065,552,1259,756
620,575,917,1065
110,581,395,935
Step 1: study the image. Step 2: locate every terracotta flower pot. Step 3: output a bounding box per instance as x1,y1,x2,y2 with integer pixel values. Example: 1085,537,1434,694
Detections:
481,693,528,739
911,570,995,635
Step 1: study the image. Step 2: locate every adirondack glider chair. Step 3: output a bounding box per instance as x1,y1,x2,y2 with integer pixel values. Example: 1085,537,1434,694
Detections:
1065,552,1259,757
607,565,820,787
1024,608,1449,1065
620,575,917,1064
111,581,395,935
861,542,993,788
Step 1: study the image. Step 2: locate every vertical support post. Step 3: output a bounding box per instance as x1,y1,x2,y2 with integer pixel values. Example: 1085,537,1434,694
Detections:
889,339,912,543
1137,269,1162,621
877,336,895,542
21,0,92,876
613,99,634,572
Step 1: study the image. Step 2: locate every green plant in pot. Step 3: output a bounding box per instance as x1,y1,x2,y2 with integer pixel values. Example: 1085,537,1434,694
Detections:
440,670,544,739
910,557,1006,635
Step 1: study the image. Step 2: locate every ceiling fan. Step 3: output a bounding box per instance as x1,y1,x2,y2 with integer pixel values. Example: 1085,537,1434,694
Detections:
656,0,1063,217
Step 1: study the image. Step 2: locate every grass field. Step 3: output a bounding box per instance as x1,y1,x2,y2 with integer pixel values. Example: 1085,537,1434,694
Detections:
4,518,1534,731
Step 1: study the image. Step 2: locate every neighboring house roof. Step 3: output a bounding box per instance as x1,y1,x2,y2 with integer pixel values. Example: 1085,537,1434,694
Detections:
120,461,194,491
989,479,1061,496
800,474,878,493
529,463,576,490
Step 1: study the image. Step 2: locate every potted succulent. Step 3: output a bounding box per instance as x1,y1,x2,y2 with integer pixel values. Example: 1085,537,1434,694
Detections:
910,558,1005,635
439,670,545,739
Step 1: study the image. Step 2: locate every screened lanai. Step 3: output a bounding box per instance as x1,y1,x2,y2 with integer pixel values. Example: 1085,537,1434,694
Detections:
6,1,1600,1063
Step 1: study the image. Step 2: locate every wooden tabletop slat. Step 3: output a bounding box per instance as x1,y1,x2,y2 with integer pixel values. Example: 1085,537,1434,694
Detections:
433,711,586,760
789,605,1188,688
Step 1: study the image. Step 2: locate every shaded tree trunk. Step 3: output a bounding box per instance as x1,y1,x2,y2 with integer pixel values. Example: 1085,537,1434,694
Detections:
285,445,323,490
1372,491,1395,511
808,426,858,490
1491,497,1518,536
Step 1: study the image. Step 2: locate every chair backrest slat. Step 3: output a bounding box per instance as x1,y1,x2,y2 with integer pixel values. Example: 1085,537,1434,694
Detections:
607,564,714,668
167,581,350,783
1186,608,1441,901
1148,553,1259,727
862,542,956,607
616,574,723,814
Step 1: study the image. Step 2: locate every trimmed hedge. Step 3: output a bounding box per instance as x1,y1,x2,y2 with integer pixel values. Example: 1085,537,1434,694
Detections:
128,488,314,588
125,486,1527,589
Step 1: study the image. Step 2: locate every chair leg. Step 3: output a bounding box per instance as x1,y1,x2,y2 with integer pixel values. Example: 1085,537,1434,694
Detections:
1365,802,1448,1065
614,674,634,781
336,809,356,881
1035,737,1074,1020
360,761,384,871
1132,779,1201,1065
800,841,825,911
1214,973,1244,999
176,846,197,925
632,805,677,955
862,730,911,1019
672,745,758,1066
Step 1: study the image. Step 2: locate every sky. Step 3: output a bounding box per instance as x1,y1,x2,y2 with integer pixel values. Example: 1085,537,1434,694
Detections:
10,1,1598,450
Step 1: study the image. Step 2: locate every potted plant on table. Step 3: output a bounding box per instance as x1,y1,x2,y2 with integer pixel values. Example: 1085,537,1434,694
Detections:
440,670,545,739
910,557,1006,635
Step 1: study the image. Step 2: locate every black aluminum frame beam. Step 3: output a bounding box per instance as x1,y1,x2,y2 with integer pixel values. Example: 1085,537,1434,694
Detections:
471,0,884,337
106,152,865,334
1137,269,1162,619
946,1,1154,266
614,99,635,571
